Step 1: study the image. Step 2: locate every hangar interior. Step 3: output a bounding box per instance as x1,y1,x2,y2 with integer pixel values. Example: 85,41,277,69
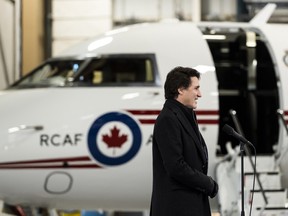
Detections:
1,1,288,216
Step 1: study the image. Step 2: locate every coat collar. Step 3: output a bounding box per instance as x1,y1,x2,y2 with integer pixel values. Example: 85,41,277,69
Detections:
164,99,207,164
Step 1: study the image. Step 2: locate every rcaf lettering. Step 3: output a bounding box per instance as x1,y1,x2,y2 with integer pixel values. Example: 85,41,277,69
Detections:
40,133,83,146
146,134,153,145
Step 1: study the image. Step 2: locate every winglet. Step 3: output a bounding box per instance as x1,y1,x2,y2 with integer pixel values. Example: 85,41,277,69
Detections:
249,3,277,25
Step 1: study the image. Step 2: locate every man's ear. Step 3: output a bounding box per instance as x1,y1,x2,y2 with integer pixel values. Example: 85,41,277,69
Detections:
178,87,184,95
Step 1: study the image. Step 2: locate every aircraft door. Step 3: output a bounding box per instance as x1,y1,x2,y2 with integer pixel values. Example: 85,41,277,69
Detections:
202,27,280,155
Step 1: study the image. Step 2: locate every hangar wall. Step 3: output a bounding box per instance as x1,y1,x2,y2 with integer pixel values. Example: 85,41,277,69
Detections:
0,0,237,90
52,0,113,56
1,0,287,90
0,0,21,89
22,0,45,76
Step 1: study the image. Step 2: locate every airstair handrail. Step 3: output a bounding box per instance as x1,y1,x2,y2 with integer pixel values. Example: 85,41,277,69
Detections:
275,109,288,166
229,109,268,207
277,109,288,135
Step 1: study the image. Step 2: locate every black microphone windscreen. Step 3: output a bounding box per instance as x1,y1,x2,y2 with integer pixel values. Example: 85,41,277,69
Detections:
222,124,234,135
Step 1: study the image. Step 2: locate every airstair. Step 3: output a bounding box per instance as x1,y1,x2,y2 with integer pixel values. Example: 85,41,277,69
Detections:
217,154,288,216
216,110,288,216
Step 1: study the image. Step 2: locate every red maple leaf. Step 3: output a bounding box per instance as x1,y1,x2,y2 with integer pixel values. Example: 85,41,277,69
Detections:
102,125,128,148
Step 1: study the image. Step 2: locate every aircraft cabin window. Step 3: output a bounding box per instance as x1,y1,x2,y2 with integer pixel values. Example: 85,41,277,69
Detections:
74,55,158,86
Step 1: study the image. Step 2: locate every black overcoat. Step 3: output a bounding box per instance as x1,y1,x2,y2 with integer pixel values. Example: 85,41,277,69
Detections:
150,99,215,216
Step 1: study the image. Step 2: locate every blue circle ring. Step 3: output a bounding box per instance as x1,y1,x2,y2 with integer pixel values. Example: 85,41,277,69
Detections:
88,112,142,166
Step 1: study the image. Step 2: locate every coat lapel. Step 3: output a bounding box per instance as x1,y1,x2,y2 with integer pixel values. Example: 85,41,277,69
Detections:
165,100,207,164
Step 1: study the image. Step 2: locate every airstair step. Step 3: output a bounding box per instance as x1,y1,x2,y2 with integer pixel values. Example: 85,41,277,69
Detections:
253,206,288,216
244,172,282,190
249,189,287,207
235,155,279,173
256,207,288,210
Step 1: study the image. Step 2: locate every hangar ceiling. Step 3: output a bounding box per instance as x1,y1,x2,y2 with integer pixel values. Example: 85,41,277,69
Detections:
244,0,288,23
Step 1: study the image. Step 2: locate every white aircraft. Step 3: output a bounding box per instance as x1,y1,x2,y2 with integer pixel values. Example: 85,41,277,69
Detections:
0,3,288,216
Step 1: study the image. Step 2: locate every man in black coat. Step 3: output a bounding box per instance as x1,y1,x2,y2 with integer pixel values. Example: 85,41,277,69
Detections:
150,66,218,216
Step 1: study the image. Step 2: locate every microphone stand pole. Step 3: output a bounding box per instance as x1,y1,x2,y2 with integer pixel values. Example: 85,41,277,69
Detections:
240,141,245,216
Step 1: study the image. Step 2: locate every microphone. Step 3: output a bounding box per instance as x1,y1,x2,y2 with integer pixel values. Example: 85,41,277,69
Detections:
222,124,252,145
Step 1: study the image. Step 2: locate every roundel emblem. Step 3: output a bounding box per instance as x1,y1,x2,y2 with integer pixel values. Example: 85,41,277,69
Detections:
88,112,142,166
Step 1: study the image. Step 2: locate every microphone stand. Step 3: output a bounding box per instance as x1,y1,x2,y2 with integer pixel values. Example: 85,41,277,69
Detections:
240,141,245,216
